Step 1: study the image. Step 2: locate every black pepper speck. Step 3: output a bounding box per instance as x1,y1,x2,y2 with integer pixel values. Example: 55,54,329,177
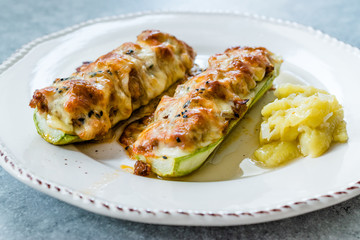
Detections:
88,110,94,118
183,100,190,108
126,49,134,54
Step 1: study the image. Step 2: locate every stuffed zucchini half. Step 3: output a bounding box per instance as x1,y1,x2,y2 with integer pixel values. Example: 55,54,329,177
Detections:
29,30,196,145
129,47,282,177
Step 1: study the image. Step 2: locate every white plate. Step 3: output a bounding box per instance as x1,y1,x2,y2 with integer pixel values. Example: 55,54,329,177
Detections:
1,11,360,226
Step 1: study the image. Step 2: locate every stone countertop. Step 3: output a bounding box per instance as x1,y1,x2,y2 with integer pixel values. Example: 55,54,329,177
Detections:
1,0,360,239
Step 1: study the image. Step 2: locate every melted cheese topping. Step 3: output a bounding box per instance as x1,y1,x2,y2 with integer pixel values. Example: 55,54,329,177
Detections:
29,30,195,140
133,47,278,158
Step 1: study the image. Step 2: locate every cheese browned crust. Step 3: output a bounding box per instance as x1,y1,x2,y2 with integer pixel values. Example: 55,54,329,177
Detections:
132,47,277,158
29,30,195,140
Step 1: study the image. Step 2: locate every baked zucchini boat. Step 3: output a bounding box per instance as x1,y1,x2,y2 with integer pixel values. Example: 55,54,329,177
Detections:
29,30,196,144
128,46,282,177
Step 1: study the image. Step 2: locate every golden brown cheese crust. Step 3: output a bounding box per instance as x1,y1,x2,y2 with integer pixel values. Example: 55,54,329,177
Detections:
132,47,275,158
119,66,203,159
29,30,195,140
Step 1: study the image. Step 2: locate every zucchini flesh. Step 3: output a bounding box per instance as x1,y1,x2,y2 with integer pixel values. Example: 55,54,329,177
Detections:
135,62,281,177
34,110,80,145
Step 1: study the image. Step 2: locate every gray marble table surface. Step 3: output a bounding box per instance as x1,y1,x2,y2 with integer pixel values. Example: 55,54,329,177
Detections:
1,0,360,239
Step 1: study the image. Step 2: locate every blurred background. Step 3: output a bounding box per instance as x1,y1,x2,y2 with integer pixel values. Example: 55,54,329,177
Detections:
2,0,360,63
1,0,360,239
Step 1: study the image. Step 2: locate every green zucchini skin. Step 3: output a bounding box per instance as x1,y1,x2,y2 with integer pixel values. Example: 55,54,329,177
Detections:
33,110,81,145
135,61,281,177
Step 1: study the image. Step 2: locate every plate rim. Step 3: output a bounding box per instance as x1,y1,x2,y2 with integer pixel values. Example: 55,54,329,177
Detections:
1,10,360,226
